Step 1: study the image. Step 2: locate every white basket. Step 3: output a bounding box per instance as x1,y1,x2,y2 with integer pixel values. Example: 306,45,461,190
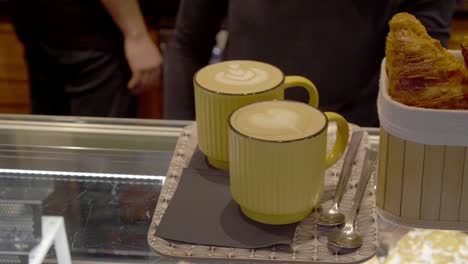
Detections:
377,50,468,230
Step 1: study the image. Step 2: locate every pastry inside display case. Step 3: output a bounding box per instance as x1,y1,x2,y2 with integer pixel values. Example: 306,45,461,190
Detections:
384,229,468,264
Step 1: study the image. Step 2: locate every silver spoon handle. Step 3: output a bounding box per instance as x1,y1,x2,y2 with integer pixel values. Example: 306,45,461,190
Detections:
345,148,377,227
332,131,364,206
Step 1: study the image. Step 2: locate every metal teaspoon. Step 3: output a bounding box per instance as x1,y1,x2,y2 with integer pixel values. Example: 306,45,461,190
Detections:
317,130,364,226
328,148,377,249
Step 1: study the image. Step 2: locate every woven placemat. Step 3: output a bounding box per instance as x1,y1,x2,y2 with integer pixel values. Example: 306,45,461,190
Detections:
148,123,378,263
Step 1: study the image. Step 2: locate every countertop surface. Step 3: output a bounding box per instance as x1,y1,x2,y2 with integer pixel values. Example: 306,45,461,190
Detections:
0,114,427,264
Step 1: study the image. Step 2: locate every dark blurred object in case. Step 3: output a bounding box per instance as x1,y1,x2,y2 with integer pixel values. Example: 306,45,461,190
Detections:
0,177,53,256
0,254,28,264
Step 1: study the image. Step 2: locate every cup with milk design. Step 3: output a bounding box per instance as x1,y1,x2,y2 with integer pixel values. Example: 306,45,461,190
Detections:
194,60,319,170
229,100,349,224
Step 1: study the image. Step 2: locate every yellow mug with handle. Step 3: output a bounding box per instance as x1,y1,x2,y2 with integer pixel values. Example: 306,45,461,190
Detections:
195,60,319,170
229,100,349,225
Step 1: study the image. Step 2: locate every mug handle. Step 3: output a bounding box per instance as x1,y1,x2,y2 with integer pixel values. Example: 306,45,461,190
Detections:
324,112,350,168
282,76,319,108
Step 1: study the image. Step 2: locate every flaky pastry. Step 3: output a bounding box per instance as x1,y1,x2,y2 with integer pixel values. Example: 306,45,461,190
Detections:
386,13,468,109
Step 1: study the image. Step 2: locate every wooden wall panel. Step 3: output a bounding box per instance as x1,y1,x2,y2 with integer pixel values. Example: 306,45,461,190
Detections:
0,20,30,114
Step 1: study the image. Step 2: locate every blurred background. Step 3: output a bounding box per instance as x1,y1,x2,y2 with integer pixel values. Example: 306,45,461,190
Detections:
0,0,466,118
0,0,184,119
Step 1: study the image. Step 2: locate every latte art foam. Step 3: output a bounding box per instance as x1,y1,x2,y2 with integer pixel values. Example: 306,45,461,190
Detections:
230,101,327,141
248,108,303,138
196,60,283,94
215,64,268,86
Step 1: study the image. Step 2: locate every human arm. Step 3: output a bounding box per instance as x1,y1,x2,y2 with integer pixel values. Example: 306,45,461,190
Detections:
399,0,457,47
100,0,162,94
162,0,228,120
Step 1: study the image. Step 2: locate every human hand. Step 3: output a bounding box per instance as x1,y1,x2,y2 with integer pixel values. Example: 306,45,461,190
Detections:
124,34,163,95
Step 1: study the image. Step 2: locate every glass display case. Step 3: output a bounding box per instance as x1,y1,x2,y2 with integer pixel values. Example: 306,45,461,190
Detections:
0,114,188,263
0,114,464,264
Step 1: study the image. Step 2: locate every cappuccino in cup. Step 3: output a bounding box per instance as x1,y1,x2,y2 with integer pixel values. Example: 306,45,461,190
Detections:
194,60,319,170
229,100,327,141
229,100,349,225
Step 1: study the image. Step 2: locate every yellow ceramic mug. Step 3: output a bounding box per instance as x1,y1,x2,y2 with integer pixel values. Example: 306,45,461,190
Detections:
195,60,319,170
229,100,349,225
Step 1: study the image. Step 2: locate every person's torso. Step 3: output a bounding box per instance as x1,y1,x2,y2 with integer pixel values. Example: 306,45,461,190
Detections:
224,0,399,126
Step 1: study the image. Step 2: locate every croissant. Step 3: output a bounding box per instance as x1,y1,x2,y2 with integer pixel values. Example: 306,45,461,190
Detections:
386,13,468,109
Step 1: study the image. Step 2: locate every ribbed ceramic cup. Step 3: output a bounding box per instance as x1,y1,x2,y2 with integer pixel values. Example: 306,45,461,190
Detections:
229,100,349,225
194,60,319,171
